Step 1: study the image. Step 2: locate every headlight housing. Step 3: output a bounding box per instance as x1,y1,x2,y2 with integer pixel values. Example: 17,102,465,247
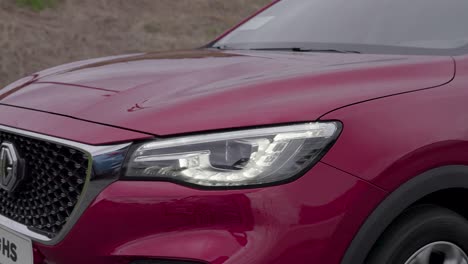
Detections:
123,122,341,188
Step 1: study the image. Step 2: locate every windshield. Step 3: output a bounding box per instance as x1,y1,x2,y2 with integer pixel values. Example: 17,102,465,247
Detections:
213,0,468,55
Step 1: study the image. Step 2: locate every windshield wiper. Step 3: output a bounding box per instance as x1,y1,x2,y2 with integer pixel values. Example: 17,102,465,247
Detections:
250,47,361,54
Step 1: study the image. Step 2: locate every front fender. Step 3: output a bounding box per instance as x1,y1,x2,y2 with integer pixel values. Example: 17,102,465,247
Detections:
341,165,468,264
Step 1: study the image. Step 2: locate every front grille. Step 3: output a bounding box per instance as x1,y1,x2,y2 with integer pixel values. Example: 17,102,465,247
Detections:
0,131,89,237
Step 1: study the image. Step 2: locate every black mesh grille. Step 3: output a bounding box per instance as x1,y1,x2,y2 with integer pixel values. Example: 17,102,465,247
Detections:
0,131,89,237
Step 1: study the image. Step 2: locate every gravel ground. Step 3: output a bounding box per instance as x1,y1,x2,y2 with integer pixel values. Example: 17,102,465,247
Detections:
0,0,270,87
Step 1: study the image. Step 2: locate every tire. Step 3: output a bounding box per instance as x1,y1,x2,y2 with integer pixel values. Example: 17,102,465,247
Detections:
366,205,468,264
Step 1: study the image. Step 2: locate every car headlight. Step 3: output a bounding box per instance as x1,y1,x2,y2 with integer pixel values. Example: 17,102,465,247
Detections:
123,122,341,188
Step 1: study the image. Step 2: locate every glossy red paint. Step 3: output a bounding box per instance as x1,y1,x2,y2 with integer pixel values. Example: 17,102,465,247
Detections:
32,162,386,264
320,55,468,192
0,50,454,136
0,104,151,145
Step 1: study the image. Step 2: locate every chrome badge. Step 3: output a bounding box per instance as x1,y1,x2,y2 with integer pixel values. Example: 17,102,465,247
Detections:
0,142,22,192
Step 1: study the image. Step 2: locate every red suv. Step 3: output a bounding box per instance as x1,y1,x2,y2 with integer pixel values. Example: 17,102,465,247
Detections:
2,0,468,263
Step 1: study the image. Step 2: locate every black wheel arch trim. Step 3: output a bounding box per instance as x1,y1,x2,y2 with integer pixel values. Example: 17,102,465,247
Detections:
341,165,468,264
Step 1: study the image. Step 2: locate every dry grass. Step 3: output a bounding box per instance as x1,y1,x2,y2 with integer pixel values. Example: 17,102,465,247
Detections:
0,0,271,87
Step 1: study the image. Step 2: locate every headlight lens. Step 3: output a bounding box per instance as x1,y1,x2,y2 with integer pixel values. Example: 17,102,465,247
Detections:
124,122,340,188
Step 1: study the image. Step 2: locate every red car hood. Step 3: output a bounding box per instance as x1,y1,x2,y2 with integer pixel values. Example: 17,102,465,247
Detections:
0,50,454,136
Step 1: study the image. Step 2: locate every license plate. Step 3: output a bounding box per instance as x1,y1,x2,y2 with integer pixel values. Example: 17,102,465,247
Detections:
0,227,32,264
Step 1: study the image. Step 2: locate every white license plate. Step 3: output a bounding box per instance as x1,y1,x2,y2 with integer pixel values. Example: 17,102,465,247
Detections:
0,227,32,264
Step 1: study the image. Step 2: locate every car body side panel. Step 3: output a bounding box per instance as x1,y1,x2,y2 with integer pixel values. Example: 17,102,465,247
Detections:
341,165,468,264
33,162,386,264
320,55,468,191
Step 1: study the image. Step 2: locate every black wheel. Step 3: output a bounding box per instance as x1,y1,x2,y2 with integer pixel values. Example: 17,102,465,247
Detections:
366,205,468,264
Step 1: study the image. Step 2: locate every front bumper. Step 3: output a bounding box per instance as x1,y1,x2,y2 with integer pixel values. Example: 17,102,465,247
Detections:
32,162,385,264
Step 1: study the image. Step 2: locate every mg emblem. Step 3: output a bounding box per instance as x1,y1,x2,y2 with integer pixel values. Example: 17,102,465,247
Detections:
0,142,23,193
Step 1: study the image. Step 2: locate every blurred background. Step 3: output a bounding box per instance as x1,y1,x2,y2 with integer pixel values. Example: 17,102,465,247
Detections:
0,0,270,87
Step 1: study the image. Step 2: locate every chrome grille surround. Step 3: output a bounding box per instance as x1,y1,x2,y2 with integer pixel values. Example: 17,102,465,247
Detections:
0,125,131,244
